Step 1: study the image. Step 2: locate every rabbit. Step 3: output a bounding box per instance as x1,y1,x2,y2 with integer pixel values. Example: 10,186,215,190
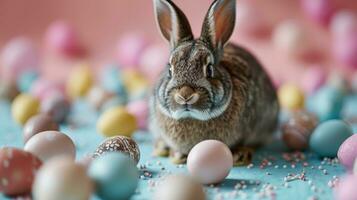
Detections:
149,0,279,164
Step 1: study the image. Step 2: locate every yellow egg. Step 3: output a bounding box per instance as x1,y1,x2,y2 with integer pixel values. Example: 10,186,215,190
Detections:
278,84,305,110
97,106,137,137
122,70,149,95
12,94,40,125
66,63,93,99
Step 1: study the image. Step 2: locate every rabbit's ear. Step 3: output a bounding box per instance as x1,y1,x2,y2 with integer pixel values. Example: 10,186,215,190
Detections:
154,0,193,48
200,0,236,49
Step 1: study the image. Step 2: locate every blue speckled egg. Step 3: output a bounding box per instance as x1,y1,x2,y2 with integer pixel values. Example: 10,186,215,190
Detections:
88,152,139,200
17,70,39,92
307,86,345,122
310,120,353,157
100,66,128,102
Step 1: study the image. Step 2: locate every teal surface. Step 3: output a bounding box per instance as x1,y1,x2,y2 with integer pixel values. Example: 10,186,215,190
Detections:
0,100,346,200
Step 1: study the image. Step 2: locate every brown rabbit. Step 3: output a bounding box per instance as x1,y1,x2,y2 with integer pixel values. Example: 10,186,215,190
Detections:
149,0,279,164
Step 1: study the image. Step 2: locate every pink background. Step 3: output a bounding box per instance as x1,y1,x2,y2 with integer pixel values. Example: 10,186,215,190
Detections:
0,0,356,83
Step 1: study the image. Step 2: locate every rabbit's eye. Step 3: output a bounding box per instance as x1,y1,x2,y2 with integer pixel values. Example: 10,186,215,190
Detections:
205,64,214,78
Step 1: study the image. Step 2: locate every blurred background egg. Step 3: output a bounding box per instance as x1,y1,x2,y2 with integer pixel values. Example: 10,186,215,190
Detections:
23,114,59,143
11,93,40,125
17,70,40,93
301,66,327,95
66,63,93,99
278,83,305,111
127,100,148,130
86,86,115,110
300,0,335,26
334,174,357,200
41,93,70,123
138,44,168,82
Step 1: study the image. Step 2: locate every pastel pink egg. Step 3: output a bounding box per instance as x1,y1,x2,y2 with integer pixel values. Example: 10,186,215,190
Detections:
301,66,327,94
187,140,233,184
338,134,357,171
127,100,148,130
30,79,65,102
116,32,149,68
45,21,83,57
334,175,357,200
0,37,39,81
138,44,168,82
333,36,357,69
330,11,357,40
301,0,335,26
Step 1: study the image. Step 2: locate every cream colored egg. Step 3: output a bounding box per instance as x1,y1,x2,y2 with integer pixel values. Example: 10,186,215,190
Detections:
122,70,149,98
11,93,40,125
24,130,76,162
33,156,93,200
97,106,137,137
278,84,305,110
66,63,93,99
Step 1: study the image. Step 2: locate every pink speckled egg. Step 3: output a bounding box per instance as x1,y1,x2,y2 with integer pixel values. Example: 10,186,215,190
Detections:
301,66,327,94
330,11,357,40
30,79,65,102
0,37,39,81
338,134,357,171
138,44,168,82
24,131,76,162
187,140,233,184
127,100,148,130
45,21,83,57
116,32,149,68
334,174,357,200
333,36,357,69
0,147,42,196
301,0,335,26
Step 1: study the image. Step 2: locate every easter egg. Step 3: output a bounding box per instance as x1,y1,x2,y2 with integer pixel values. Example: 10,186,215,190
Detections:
301,66,327,95
24,131,76,162
88,152,139,200
0,80,19,101
310,120,353,157
66,63,93,99
138,44,168,82
0,37,38,81
187,140,233,184
93,136,140,163
116,32,149,68
97,106,137,137
334,175,357,200
333,36,357,69
272,20,312,58
33,156,93,200
45,20,83,57
0,147,42,196
154,175,206,200
330,11,357,39
17,70,39,93
301,0,335,26
308,86,344,121
86,86,115,110
41,93,70,123
342,96,357,121
278,84,305,111
12,94,40,125
100,96,127,112
354,159,357,175
127,100,148,130
122,70,149,100
338,134,357,171
30,79,65,101
23,114,59,143
282,110,318,150
100,66,128,100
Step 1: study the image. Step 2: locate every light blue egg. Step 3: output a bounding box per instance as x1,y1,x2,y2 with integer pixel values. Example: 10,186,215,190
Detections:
342,95,357,120
310,120,353,157
308,86,345,122
88,152,139,200
100,66,128,102
100,96,127,113
17,70,39,92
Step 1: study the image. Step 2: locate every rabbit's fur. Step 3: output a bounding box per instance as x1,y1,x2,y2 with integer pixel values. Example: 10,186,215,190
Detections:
150,0,279,155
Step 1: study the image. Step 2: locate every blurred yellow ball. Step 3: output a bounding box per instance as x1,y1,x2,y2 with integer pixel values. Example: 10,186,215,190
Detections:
67,63,93,99
122,70,149,95
12,94,40,125
278,84,305,110
97,106,137,137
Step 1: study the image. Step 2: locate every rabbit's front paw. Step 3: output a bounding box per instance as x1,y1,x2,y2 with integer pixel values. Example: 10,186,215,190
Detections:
232,147,255,166
169,150,187,164
153,139,170,157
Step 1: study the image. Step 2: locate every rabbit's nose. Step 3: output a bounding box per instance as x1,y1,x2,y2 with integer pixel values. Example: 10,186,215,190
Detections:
174,86,199,105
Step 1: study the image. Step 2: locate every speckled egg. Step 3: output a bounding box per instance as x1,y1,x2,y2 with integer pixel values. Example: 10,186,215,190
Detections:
154,175,206,200
93,136,140,163
23,114,59,143
86,86,115,110
17,70,39,93
66,63,93,99
338,134,357,171
97,106,137,137
0,80,19,101
334,174,357,200
24,131,76,162
310,120,353,157
282,110,318,150
41,93,70,123
88,152,139,200
127,100,148,130
187,140,233,184
12,94,40,125
278,84,305,111
0,147,42,196
33,156,93,200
